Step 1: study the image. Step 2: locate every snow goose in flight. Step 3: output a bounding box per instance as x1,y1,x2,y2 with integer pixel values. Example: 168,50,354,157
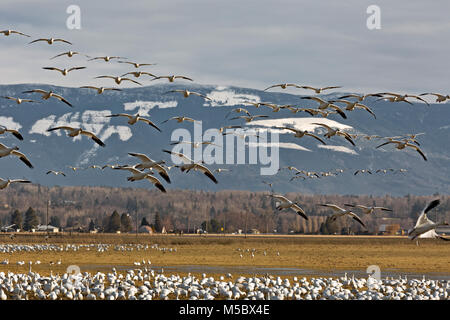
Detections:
29,38,72,45
331,99,376,119
0,125,23,140
353,169,372,175
376,139,427,161
47,126,105,147
273,126,326,145
80,86,121,94
0,143,33,168
50,51,80,59
42,66,86,76
300,97,347,119
113,166,166,193
162,116,198,124
106,113,161,132
408,199,449,242
163,149,218,184
311,123,355,146
419,92,449,103
46,170,66,177
225,108,251,118
22,89,72,107
318,204,366,228
376,93,430,106
1,29,30,37
152,75,193,82
264,83,303,91
170,141,220,148
121,71,156,78
338,93,383,102
344,204,392,215
88,56,125,62
269,194,308,220
117,61,156,68
2,96,39,104
260,103,292,112
230,115,269,123
165,89,211,100
128,152,170,183
299,86,342,94
0,178,31,189
94,75,142,85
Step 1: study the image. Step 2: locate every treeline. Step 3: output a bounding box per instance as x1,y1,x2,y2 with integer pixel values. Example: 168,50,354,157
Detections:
0,184,448,234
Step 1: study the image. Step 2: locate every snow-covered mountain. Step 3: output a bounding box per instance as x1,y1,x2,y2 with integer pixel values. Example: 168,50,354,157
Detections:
0,83,449,196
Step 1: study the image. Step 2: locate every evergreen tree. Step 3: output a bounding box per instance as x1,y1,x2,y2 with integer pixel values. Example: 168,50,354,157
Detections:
154,212,162,232
88,219,96,231
10,209,22,230
49,216,61,228
108,211,121,232
23,207,39,231
120,213,132,233
141,217,151,226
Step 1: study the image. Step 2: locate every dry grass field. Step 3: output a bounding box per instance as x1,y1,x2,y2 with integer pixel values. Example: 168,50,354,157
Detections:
1,233,449,278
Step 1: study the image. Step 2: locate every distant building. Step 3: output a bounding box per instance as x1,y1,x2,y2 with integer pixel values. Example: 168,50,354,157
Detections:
35,225,59,233
378,224,400,235
138,225,154,234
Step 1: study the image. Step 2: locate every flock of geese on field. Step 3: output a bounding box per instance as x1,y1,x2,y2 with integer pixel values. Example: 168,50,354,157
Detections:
1,28,449,241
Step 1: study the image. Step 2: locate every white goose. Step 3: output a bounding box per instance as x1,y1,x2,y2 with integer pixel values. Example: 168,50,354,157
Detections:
29,38,72,45
299,85,341,94
162,116,198,124
47,126,105,147
344,204,392,215
263,83,303,91
269,194,308,220
106,113,160,132
376,140,427,161
165,89,211,100
94,75,142,85
121,71,156,78
50,51,80,59
1,29,30,37
113,166,166,193
300,97,347,119
318,204,366,228
0,178,31,189
88,56,125,62
331,99,376,119
408,199,449,242
151,75,193,82
42,66,86,76
80,86,122,94
22,89,72,107
311,123,355,146
229,115,269,123
46,170,66,177
273,126,326,145
117,61,156,68
419,93,450,103
2,96,39,104
127,152,170,183
0,125,23,140
0,143,33,168
163,150,218,184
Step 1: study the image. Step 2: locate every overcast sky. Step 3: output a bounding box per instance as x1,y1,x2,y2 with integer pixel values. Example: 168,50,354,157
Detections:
1,0,449,94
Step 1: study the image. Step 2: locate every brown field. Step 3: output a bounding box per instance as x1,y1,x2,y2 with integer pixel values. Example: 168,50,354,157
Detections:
1,233,450,278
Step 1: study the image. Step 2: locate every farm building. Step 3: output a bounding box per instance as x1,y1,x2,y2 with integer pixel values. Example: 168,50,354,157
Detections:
35,225,59,233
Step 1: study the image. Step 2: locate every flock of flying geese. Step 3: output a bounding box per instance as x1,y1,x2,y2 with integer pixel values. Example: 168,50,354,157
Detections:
1,28,449,240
